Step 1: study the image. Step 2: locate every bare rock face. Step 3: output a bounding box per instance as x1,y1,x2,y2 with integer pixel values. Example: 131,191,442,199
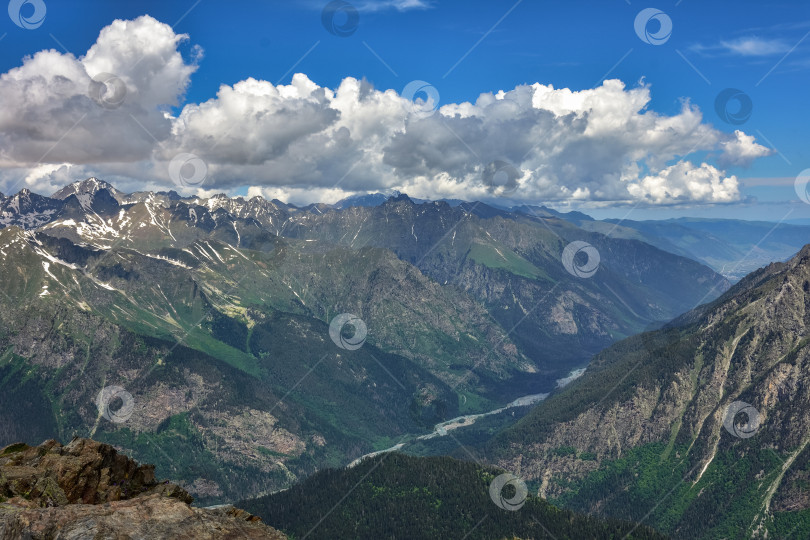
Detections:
491,245,810,537
0,438,286,539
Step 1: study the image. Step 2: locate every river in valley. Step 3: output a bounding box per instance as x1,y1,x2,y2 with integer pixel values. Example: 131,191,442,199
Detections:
348,367,586,467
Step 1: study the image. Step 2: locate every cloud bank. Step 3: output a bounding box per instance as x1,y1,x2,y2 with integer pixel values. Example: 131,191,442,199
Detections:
0,15,771,206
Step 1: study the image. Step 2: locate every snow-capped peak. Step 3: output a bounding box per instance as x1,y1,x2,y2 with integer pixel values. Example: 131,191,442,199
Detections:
51,177,120,201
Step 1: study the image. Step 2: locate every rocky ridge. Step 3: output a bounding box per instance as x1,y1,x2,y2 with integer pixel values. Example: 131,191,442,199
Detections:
0,437,285,539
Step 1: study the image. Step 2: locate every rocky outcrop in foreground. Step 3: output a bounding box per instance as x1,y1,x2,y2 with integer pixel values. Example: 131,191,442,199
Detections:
0,438,285,539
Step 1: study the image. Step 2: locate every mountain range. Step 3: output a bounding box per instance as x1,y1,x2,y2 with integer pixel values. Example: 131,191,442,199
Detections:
1,178,808,539
0,178,730,501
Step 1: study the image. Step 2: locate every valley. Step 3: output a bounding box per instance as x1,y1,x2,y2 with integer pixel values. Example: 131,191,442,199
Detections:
349,367,586,466
0,178,806,539
349,389,550,467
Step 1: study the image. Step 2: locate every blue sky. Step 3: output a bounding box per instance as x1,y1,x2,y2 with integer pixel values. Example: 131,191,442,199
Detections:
2,0,810,220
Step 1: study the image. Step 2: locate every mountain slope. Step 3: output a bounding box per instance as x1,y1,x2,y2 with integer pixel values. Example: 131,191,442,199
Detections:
487,244,810,538
280,195,730,373
0,226,483,504
239,453,668,540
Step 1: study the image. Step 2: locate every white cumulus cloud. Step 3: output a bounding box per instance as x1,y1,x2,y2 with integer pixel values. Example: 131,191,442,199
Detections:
0,16,773,207
0,15,198,169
